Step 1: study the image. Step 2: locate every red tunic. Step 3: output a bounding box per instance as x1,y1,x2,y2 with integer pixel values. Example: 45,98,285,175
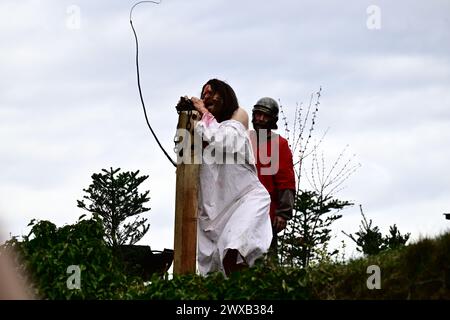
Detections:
250,131,296,222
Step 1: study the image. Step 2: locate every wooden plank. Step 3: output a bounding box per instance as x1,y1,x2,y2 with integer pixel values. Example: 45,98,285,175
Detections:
173,111,199,274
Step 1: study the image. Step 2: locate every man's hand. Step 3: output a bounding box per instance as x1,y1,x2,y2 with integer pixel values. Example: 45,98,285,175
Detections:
273,215,287,233
190,97,209,116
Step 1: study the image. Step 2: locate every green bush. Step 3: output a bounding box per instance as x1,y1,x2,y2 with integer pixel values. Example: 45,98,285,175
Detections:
77,167,151,247
3,216,449,300
3,217,144,299
142,260,310,300
308,232,450,299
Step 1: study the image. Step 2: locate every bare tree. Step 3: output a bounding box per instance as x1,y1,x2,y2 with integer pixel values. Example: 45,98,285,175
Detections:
277,88,359,267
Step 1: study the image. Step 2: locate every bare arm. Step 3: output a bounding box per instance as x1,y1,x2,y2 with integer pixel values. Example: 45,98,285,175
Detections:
231,107,249,130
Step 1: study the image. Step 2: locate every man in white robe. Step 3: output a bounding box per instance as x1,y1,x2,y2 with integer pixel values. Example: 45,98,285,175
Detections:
191,79,272,276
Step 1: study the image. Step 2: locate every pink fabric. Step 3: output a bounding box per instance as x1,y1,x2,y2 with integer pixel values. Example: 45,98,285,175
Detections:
201,112,215,127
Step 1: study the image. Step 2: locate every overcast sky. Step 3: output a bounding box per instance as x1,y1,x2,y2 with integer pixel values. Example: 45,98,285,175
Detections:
1,0,449,258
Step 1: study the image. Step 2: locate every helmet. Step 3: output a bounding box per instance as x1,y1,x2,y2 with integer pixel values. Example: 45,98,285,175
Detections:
252,97,279,129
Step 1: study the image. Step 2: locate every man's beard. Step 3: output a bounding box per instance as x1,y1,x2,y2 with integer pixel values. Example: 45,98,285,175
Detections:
252,120,271,135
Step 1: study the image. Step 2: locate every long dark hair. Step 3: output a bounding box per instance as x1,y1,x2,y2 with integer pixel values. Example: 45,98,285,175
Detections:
201,79,239,122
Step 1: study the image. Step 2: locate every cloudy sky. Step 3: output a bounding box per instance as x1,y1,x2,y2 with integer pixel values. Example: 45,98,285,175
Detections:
1,0,449,258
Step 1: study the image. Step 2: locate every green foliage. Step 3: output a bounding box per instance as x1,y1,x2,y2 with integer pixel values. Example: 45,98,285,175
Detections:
142,232,450,300
343,205,410,256
279,190,353,268
142,260,310,300
2,217,144,299
3,219,448,299
77,167,151,247
384,224,411,250
309,231,450,299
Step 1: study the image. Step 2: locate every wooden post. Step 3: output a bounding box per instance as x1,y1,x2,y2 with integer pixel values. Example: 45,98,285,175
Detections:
173,111,199,274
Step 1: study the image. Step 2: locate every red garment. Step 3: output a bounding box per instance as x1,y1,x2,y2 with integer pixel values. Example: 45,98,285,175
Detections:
250,131,296,221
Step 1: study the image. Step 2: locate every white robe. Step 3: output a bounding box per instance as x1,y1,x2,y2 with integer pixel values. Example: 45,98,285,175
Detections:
195,112,272,276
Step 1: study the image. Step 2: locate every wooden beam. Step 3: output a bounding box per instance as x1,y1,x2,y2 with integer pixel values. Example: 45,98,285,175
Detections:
173,111,199,274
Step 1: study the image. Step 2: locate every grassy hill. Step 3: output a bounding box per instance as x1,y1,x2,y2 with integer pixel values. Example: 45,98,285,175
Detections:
309,231,450,299
143,231,450,300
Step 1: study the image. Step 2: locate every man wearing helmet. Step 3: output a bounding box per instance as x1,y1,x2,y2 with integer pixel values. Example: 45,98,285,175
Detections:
250,97,296,262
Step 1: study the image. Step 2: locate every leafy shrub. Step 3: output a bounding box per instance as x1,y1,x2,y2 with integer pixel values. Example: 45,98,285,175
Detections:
142,260,310,300
3,217,144,299
3,216,448,300
343,205,410,256
279,190,352,268
77,167,151,247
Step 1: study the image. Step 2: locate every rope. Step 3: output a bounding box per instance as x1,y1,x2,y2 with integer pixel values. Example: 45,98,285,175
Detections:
129,1,177,167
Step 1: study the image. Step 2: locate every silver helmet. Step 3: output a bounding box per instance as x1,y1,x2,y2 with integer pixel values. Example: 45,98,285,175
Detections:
252,97,279,129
